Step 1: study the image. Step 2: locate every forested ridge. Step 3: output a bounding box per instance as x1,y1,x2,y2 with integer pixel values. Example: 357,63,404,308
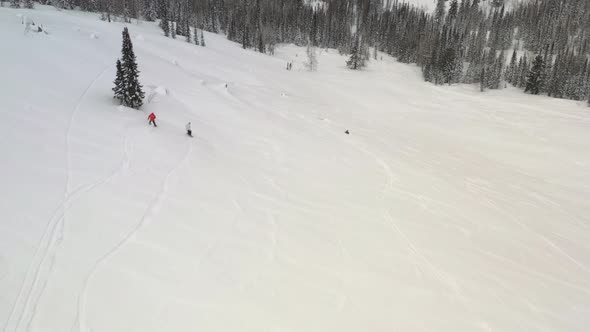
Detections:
12,0,590,104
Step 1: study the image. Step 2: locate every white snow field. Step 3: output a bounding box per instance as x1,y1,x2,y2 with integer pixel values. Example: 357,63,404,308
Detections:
2,5,590,332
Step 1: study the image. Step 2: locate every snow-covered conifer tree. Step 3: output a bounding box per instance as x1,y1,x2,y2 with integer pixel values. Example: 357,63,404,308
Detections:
505,49,518,85
120,27,145,108
112,59,124,102
434,0,446,24
123,3,131,23
525,55,545,95
448,0,458,22
160,15,170,36
185,19,191,43
518,55,528,89
480,68,485,92
143,0,156,21
347,38,365,70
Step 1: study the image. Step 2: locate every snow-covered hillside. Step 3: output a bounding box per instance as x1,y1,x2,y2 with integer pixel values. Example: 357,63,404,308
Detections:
402,0,437,11
2,5,590,332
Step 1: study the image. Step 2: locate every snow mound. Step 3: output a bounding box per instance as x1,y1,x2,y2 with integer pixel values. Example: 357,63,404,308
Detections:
147,85,168,103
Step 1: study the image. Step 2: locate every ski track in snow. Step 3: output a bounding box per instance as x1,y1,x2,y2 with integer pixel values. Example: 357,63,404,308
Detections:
2,65,114,332
285,90,478,313
476,248,590,296
76,140,193,332
383,211,466,300
463,169,590,282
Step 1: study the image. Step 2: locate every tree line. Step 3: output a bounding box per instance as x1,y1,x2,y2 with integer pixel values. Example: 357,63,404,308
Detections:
7,0,590,105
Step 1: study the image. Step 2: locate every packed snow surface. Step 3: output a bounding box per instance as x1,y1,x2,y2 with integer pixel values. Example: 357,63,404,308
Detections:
1,6,590,332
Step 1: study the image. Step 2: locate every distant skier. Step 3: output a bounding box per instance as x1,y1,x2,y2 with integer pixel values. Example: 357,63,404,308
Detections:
345,130,350,135
186,122,193,137
148,112,157,127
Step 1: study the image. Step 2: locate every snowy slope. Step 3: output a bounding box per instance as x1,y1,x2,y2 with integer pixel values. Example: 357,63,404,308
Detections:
2,5,590,332
401,0,438,11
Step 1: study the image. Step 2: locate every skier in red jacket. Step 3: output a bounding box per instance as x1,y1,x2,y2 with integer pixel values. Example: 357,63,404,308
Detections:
148,112,157,127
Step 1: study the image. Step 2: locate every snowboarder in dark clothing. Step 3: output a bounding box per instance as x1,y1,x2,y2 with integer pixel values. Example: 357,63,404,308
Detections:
186,122,193,137
148,112,157,127
345,130,350,135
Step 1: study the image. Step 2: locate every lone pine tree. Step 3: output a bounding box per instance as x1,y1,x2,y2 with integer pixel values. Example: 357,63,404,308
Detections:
118,27,145,109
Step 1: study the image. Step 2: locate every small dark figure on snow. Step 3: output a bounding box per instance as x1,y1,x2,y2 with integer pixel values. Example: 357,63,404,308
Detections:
148,112,157,127
345,130,350,135
186,122,193,137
